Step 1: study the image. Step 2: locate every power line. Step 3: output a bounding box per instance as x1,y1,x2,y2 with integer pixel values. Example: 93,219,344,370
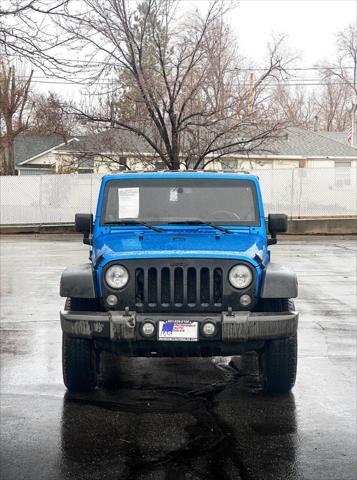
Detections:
3,53,355,71
24,75,353,82
28,79,355,87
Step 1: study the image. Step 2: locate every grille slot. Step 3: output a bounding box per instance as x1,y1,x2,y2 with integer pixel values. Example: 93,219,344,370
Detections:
135,265,223,309
214,268,223,304
174,268,184,305
161,268,170,305
187,268,197,305
148,268,157,305
200,267,210,304
135,268,144,305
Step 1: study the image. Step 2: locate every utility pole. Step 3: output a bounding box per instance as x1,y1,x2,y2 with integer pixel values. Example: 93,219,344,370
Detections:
351,104,357,147
0,83,3,174
348,99,357,148
110,96,114,127
248,72,254,114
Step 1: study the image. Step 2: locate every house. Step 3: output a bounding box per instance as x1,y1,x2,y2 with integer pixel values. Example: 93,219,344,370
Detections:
54,129,161,173
55,126,357,172
217,127,357,170
16,127,357,174
15,134,78,175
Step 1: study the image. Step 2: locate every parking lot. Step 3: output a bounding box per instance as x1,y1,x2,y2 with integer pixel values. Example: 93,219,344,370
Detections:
0,234,356,480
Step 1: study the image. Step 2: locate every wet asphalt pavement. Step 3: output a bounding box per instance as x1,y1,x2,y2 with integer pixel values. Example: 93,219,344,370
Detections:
0,235,356,480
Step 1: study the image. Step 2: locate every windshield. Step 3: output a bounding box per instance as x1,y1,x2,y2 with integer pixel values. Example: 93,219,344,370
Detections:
101,178,260,226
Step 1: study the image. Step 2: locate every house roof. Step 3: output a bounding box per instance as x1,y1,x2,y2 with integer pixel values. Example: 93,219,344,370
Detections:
316,131,353,147
57,126,357,160
263,127,357,158
14,133,65,166
17,137,78,167
57,129,155,155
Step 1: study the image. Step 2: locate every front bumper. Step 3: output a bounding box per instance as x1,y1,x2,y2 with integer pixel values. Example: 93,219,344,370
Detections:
60,310,298,356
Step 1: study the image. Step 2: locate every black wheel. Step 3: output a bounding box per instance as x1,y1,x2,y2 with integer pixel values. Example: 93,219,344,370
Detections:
259,299,298,394
62,333,97,392
62,297,100,392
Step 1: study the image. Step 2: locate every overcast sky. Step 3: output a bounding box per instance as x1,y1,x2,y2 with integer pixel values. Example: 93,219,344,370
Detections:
233,0,356,65
32,0,357,100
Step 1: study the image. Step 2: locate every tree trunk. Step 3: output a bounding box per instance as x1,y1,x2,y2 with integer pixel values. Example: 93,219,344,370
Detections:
170,121,180,170
0,137,5,175
6,138,16,175
169,156,180,170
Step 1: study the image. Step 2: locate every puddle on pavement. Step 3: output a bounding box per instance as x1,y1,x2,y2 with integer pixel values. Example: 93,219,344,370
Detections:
59,356,275,480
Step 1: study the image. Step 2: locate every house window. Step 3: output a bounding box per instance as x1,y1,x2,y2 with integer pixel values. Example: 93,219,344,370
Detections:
335,161,351,187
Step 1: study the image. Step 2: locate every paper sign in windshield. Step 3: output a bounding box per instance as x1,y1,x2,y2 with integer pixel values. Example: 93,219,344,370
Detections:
169,188,178,202
118,188,139,218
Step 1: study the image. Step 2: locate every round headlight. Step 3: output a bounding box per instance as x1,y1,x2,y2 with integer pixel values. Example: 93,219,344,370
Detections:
105,265,129,289
229,265,253,289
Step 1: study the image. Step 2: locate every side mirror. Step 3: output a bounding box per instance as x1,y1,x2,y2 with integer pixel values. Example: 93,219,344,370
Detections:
75,213,93,245
267,213,288,245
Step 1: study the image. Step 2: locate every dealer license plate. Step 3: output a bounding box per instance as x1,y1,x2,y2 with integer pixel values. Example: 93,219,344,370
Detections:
158,320,198,342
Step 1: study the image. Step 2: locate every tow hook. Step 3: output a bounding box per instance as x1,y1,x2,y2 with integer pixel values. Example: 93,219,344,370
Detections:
124,306,135,327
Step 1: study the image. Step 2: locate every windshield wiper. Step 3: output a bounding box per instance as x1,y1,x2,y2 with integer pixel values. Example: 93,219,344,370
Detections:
104,220,163,232
167,220,233,234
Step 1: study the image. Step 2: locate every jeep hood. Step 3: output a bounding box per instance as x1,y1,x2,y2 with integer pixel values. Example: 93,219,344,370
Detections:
94,229,268,268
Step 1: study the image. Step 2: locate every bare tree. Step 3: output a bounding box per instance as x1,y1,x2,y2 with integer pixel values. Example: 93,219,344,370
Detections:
322,24,357,132
271,25,356,134
0,1,72,72
29,91,76,141
315,70,351,131
0,61,33,175
58,0,290,170
272,84,319,129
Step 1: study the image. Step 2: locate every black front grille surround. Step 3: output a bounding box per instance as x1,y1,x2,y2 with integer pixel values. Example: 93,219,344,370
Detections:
135,265,223,307
102,258,257,313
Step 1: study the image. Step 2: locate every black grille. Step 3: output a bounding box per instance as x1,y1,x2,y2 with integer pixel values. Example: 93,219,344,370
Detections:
135,266,223,309
102,258,256,312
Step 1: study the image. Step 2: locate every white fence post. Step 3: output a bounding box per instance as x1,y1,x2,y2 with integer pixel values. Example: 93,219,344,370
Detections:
290,168,295,219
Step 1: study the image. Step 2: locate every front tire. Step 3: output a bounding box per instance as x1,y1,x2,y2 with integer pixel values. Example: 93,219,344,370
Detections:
259,299,297,394
62,298,100,392
62,333,97,392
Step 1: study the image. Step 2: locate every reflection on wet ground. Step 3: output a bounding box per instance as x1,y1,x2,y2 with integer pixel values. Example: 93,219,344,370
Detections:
0,235,356,480
61,357,296,480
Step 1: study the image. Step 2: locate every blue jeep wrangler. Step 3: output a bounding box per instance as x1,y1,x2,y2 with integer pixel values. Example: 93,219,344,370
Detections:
60,171,298,393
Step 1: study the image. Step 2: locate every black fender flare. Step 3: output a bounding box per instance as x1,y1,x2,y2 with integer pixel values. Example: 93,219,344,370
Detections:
261,263,298,298
60,263,97,298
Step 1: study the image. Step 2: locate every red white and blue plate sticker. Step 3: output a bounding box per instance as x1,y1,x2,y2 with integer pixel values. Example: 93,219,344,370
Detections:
158,321,198,342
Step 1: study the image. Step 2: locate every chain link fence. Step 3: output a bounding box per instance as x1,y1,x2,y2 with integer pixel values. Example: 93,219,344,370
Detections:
0,168,356,226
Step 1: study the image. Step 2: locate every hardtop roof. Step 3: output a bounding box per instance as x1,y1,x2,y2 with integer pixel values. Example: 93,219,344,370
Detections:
101,170,258,183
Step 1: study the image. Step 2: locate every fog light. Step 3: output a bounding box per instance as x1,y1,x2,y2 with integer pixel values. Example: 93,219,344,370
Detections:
142,322,155,337
107,294,118,306
240,294,251,306
202,322,216,336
